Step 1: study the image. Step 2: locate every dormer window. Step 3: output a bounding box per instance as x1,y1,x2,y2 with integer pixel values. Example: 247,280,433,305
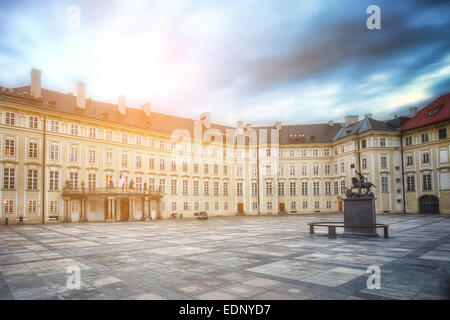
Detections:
5,112,15,125
428,104,443,116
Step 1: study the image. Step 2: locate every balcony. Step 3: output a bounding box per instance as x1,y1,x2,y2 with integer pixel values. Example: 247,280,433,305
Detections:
61,181,163,199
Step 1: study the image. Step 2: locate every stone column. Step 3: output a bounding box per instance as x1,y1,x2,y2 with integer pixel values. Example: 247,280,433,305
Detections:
128,198,134,222
107,199,111,222
111,199,116,222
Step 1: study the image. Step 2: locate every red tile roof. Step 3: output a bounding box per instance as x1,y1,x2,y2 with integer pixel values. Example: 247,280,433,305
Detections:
401,93,450,131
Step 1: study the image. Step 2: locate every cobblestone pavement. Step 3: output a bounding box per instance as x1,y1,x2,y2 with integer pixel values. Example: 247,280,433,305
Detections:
0,214,449,300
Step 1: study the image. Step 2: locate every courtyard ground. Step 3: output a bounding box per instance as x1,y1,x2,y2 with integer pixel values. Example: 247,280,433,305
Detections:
0,213,449,300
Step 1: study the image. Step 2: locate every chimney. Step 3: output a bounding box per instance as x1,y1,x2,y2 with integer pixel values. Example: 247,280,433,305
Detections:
344,115,359,127
328,120,334,127
142,102,151,117
200,112,211,128
409,107,418,118
30,69,42,98
364,114,372,119
118,94,126,115
76,82,86,109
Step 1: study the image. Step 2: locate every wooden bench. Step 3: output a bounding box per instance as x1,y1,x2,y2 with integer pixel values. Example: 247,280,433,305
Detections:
15,217,28,224
308,222,389,238
48,216,58,223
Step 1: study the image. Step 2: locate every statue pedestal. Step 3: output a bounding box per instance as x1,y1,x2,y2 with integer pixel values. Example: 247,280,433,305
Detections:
343,198,378,237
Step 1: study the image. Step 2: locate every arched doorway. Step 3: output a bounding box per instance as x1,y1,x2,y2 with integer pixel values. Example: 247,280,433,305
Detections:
419,195,439,214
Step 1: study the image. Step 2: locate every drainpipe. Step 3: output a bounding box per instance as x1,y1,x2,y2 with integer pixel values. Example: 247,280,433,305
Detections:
42,114,46,224
400,131,406,214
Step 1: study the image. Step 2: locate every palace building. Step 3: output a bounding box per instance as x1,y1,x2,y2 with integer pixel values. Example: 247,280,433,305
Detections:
0,69,449,224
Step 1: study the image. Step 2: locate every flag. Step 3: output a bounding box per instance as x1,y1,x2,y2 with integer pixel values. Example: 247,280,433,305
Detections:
119,172,125,187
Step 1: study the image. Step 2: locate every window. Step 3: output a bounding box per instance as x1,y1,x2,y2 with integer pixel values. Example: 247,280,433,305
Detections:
3,200,14,214
148,138,153,148
29,116,38,129
440,149,449,164
406,176,415,191
49,200,58,214
362,158,367,170
266,181,273,195
89,201,96,213
236,182,243,196
49,120,59,133
334,164,338,175
50,144,59,161
3,168,15,189
135,177,142,190
381,176,389,192
194,202,199,212
214,181,219,196
423,174,432,191
149,178,155,192
88,173,96,190
302,165,307,176
213,164,219,175
183,162,188,173
313,149,319,157
184,202,189,211
135,155,142,169
106,151,113,167
223,182,228,196
4,138,15,156
106,130,113,141
279,150,284,158
160,159,165,170
289,182,296,196
49,170,59,190
5,112,15,125
204,202,209,211
278,165,284,176
183,180,188,195
421,133,429,143
266,149,271,157
267,202,272,210
406,155,413,166
159,179,165,193
252,182,259,197
223,165,228,176
121,153,128,167
405,136,412,146
380,137,386,147
325,182,331,195
290,149,295,157
70,124,79,136
193,163,199,173
171,180,177,195
301,149,307,157
313,182,320,195
252,202,258,210
171,160,177,172
27,169,38,190
438,128,447,139
315,201,320,209
28,141,38,159
69,172,78,190
340,180,346,194
325,149,330,157
340,162,345,173
313,164,319,175
70,146,78,162
160,140,165,149
381,156,387,169
325,165,330,175
89,127,97,139
301,182,308,195
361,140,367,149
149,157,155,170
326,201,332,209
334,181,339,194
265,164,271,175
303,201,308,209
289,164,295,176
135,136,142,146
122,133,128,144
204,181,209,195
28,200,37,214
193,181,199,195
88,148,96,165
278,182,285,196
291,202,296,210
204,163,209,174
423,153,430,164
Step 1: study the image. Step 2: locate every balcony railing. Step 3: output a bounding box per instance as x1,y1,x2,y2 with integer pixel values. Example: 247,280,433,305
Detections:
62,185,162,198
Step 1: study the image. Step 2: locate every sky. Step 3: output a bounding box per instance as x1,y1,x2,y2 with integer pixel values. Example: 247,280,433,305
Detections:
0,0,449,126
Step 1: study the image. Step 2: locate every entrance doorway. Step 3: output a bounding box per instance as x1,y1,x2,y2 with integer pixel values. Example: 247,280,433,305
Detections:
237,203,244,214
279,203,285,212
338,200,343,212
121,199,130,221
419,195,439,214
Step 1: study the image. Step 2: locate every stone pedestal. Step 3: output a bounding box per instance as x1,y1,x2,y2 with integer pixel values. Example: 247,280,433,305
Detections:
343,198,377,237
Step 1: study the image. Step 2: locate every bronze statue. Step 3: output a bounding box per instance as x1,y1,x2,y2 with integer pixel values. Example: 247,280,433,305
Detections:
346,164,376,199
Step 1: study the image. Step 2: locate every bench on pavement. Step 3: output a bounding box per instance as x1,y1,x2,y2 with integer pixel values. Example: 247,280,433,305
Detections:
308,222,389,238
15,217,28,224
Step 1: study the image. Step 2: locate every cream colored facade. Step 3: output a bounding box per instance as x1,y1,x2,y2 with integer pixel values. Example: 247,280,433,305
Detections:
0,75,449,224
